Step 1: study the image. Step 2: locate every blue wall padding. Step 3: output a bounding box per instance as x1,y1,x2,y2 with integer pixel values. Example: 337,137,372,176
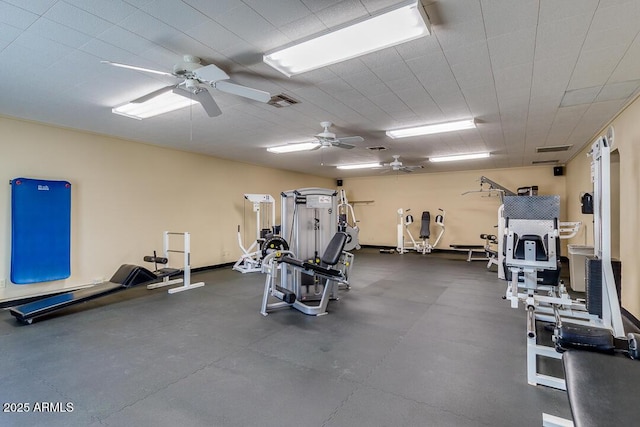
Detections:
11,178,71,284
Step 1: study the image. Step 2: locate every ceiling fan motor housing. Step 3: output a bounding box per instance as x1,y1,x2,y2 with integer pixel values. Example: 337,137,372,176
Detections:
173,55,202,76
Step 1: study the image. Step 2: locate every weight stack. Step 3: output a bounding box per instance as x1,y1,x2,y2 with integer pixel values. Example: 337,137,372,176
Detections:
585,257,622,318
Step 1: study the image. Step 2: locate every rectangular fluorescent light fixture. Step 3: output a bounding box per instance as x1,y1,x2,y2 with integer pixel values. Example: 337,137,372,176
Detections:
386,119,476,139
267,142,319,153
112,91,199,120
263,0,430,76
336,162,382,170
429,152,490,163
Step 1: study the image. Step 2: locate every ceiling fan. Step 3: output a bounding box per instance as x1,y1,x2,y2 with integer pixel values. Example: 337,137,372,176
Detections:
102,55,271,117
380,155,424,173
313,121,364,149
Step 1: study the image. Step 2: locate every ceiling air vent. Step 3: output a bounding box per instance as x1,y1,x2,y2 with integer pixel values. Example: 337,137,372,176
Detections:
268,93,300,108
532,160,560,165
536,145,572,153
367,146,387,151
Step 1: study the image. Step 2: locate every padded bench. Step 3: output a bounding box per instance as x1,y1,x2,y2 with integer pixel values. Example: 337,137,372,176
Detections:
562,350,640,426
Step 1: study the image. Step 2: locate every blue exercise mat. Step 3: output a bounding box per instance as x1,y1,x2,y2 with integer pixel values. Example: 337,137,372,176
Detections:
11,178,71,284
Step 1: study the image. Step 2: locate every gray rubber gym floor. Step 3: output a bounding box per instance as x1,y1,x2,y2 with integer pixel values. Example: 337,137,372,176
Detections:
1,249,573,426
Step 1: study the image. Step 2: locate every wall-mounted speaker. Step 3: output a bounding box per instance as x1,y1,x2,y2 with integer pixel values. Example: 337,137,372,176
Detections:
337,179,343,187
553,166,564,176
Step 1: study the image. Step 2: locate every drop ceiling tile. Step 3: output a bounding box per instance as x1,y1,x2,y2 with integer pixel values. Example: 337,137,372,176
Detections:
2,0,56,15
461,85,499,117
301,0,342,13
97,26,155,55
535,14,591,61
13,31,74,64
0,22,22,43
0,2,39,29
359,47,405,70
481,0,538,38
493,63,533,98
141,0,210,32
435,19,486,51
278,13,327,41
530,56,575,98
609,35,640,83
487,28,535,70
432,0,483,26
64,0,138,24
450,59,494,92
242,0,311,27
394,36,441,62
406,54,455,86
369,62,414,84
79,37,142,65
43,2,112,36
385,76,422,92
119,10,183,43
27,17,92,48
595,80,640,102
215,3,282,47
568,44,628,90
182,0,238,20
313,0,368,28
538,0,598,24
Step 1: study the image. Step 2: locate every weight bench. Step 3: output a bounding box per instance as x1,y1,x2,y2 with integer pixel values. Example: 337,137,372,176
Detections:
543,347,640,426
261,232,348,316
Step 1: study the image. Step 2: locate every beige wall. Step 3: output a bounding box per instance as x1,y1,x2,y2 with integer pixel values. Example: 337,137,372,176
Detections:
4,101,640,319
339,166,567,251
566,96,640,318
0,116,332,302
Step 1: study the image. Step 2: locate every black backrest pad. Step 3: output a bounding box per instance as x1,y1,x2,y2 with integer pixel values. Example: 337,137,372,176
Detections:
110,264,157,288
321,232,348,266
514,234,548,261
420,211,430,239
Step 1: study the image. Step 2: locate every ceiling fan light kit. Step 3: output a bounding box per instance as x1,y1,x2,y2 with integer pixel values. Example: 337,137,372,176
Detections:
429,152,490,163
386,119,476,138
263,0,430,76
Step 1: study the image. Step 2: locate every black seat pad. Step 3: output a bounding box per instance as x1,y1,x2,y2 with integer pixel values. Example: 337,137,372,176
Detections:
564,350,640,427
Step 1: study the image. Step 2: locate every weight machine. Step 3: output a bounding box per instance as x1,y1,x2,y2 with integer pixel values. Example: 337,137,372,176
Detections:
146,231,205,294
505,135,625,393
260,188,354,316
233,194,280,274
337,189,361,251
396,208,445,254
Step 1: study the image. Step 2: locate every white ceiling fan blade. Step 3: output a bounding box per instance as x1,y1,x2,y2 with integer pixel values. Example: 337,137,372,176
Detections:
194,89,222,117
337,136,364,144
101,60,173,77
214,80,271,103
332,140,355,149
172,87,222,117
132,85,177,103
192,64,230,82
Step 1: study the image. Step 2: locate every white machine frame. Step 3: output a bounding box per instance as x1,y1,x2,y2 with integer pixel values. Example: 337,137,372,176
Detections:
396,208,445,254
337,189,361,251
260,188,354,316
505,136,624,396
233,194,276,273
147,231,205,294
